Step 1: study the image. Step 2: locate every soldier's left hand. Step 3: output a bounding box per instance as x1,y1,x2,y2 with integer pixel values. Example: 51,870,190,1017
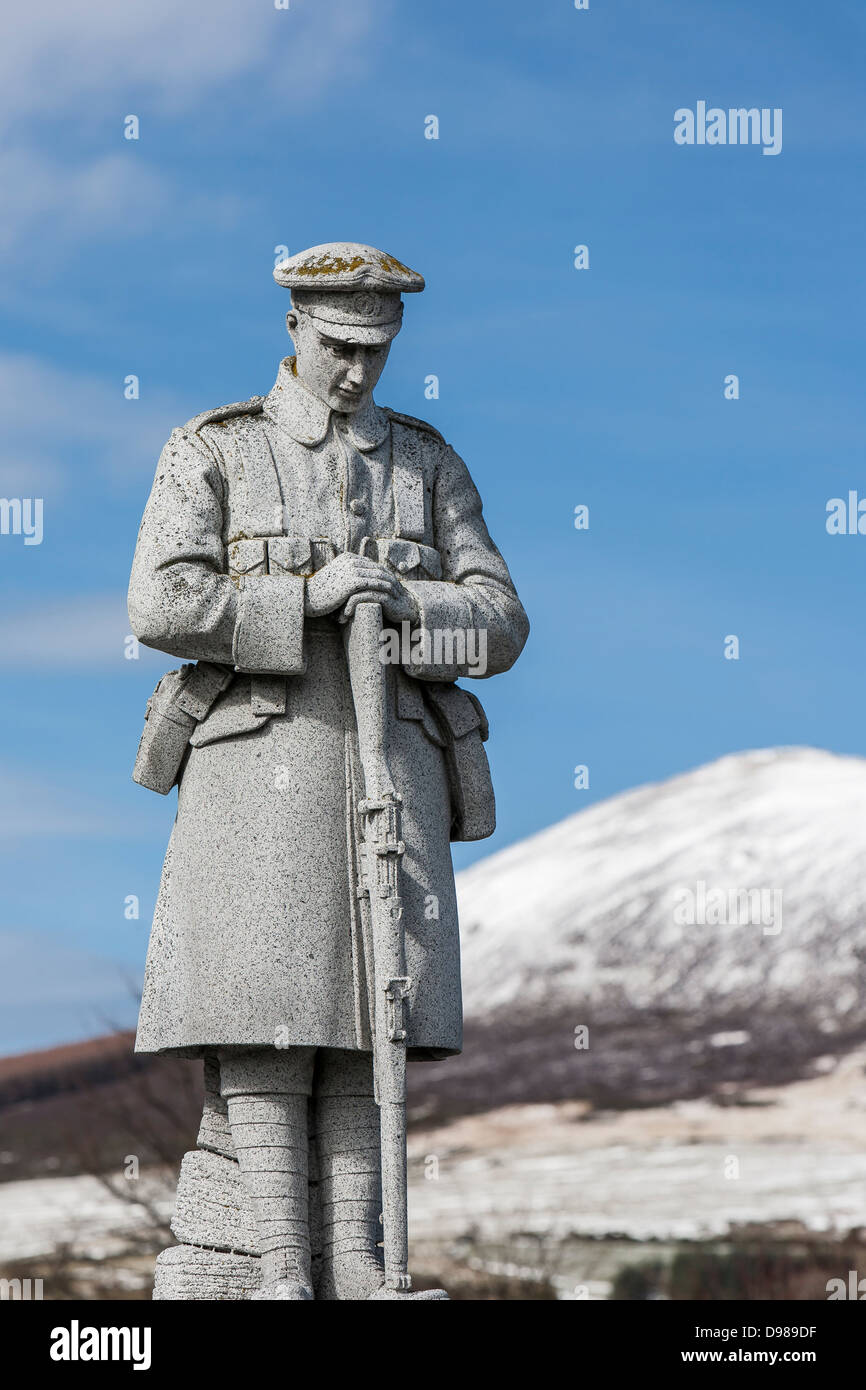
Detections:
342,578,419,625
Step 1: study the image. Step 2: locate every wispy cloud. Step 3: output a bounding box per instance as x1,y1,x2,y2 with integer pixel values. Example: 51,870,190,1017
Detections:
0,352,188,494
0,0,381,126
0,0,383,275
0,150,240,268
0,762,151,838
0,595,165,671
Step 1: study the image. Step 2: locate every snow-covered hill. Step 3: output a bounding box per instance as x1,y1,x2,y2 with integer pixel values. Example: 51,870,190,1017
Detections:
415,748,866,1116
459,746,866,1025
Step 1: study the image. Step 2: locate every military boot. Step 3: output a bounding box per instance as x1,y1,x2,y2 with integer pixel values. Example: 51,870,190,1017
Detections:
315,1091,385,1300
220,1049,316,1301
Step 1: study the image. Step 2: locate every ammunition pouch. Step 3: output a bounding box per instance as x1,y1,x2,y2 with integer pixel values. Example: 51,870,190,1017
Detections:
425,683,496,842
133,661,234,794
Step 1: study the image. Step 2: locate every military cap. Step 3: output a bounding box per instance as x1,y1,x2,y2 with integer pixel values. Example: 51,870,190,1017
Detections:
274,242,424,344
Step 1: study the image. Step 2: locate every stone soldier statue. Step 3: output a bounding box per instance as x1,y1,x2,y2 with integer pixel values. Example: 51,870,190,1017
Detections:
128,243,529,1300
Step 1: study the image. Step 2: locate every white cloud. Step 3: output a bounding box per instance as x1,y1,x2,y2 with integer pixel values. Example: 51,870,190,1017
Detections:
0,150,244,273
0,151,174,260
0,0,380,126
0,0,382,272
0,763,137,838
0,595,164,671
0,351,188,494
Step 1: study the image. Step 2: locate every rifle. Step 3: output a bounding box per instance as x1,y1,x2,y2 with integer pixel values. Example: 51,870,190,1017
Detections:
346,600,412,1292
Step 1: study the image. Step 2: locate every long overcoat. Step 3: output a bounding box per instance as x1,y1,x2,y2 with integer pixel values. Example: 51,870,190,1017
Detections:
129,358,528,1059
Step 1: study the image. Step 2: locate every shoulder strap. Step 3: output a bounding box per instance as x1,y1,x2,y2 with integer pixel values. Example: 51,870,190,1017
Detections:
385,408,445,443
184,395,265,434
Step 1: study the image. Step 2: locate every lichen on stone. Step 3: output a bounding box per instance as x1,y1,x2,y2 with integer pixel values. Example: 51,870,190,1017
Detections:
296,254,367,278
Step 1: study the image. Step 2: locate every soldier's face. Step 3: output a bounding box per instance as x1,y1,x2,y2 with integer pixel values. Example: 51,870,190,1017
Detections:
287,311,392,413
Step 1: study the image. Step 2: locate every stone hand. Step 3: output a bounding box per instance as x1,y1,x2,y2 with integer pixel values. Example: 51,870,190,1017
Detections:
304,553,402,618
341,576,419,625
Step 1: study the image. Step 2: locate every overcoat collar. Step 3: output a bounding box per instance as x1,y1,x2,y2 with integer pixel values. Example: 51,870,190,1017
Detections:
263,357,389,452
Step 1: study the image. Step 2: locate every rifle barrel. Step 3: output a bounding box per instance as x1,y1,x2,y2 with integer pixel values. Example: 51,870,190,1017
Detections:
346,601,412,1291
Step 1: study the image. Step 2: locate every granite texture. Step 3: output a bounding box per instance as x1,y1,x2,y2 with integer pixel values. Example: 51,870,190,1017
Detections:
130,243,528,1299
131,358,527,1057
153,1246,260,1302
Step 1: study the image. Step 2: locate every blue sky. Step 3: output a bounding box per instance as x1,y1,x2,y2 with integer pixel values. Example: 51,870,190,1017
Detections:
1,0,864,1053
